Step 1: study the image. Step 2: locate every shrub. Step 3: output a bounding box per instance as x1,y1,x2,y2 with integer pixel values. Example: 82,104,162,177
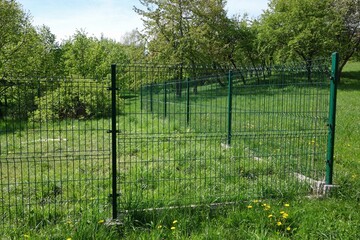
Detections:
30,80,122,122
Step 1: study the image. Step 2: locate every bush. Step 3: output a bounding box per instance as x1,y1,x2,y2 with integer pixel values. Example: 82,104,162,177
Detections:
30,80,122,122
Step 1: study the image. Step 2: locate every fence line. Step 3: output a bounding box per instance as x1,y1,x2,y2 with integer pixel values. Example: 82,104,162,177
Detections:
0,55,337,232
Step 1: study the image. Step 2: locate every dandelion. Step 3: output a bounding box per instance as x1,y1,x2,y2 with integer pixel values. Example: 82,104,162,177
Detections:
23,234,30,238
173,220,178,224
98,219,105,224
253,199,259,203
282,213,289,219
157,225,162,229
262,204,271,210
67,238,72,240
280,211,285,214
268,214,273,218
284,203,290,207
171,226,176,230
286,226,291,231
247,205,253,209
277,221,282,226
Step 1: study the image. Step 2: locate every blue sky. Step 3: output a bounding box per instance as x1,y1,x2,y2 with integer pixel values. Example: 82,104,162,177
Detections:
18,0,269,42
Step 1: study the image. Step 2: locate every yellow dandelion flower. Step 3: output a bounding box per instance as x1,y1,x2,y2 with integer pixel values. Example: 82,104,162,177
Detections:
280,211,285,214
277,222,282,226
98,219,105,224
268,214,273,218
253,200,259,203
157,225,162,229
282,213,289,219
247,205,253,209
171,226,176,230
173,220,178,224
286,226,291,231
23,234,30,238
284,203,290,207
66,238,72,240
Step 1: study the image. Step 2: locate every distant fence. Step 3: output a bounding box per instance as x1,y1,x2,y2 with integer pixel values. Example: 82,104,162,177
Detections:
0,54,339,231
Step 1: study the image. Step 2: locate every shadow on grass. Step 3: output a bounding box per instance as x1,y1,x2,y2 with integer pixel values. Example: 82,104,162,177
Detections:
338,74,360,91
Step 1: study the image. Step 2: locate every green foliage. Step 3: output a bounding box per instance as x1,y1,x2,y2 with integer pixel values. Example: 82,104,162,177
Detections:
30,80,120,122
62,30,128,78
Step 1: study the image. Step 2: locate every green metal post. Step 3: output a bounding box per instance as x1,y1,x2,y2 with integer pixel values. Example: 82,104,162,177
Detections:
227,71,233,146
186,78,190,125
326,52,339,185
110,64,118,219
164,82,167,118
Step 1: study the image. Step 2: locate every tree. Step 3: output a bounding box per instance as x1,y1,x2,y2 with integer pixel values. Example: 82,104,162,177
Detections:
63,30,128,79
134,0,235,95
259,0,360,76
331,0,360,73
0,0,39,76
260,0,335,80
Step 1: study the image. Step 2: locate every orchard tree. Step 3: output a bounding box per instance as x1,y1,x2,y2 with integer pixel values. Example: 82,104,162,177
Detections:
134,0,235,94
260,0,335,80
260,0,359,77
331,0,360,73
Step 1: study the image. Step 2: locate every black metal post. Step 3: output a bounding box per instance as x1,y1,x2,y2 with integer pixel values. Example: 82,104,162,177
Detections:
110,64,118,219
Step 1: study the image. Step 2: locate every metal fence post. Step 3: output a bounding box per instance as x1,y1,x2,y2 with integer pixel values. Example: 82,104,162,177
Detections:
326,52,339,185
227,71,233,146
110,64,118,219
186,78,190,125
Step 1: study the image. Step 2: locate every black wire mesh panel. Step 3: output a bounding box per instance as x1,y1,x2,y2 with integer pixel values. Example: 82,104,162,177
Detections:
0,77,112,229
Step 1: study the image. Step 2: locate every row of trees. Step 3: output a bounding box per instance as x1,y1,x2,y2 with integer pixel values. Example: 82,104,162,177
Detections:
0,1,129,79
0,0,359,78
135,0,359,75
0,0,359,120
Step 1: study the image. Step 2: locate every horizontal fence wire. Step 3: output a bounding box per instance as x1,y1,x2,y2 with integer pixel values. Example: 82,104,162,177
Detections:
116,58,331,210
0,77,112,230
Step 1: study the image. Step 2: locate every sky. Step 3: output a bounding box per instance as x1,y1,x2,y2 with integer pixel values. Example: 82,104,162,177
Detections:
18,0,269,43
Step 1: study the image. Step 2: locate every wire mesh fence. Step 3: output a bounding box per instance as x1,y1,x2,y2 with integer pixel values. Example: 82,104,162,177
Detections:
116,58,332,211
0,56,335,231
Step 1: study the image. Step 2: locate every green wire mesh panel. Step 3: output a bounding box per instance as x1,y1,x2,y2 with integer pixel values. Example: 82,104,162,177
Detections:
0,77,112,229
116,58,331,211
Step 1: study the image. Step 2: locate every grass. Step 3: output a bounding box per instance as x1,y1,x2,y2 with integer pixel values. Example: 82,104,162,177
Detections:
1,61,359,239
